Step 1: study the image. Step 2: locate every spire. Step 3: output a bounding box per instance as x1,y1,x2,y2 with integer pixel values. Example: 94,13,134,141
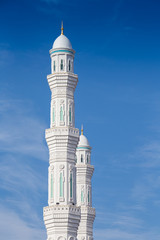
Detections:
81,124,83,135
61,21,64,35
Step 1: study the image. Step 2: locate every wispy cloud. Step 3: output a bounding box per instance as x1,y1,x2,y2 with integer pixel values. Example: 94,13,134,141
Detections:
0,97,48,239
95,208,160,239
0,155,46,195
0,99,48,161
94,227,160,240
137,141,160,168
94,203,160,239
0,204,46,240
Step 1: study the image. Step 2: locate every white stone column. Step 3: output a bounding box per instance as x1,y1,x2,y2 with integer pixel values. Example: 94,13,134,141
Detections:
76,132,96,240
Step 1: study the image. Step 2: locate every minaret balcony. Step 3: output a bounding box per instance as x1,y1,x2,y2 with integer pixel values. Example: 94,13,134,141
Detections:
47,72,78,91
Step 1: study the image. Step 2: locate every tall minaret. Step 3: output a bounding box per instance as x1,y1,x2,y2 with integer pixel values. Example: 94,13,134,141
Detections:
43,24,81,240
76,127,96,240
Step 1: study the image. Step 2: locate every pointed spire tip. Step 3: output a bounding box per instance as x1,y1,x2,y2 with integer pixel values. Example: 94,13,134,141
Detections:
61,21,64,35
81,124,83,135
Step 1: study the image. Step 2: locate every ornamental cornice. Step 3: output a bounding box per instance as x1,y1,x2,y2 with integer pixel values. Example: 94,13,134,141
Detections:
45,127,79,138
47,72,78,80
49,152,75,160
76,145,92,150
43,205,81,217
80,206,96,216
49,47,75,55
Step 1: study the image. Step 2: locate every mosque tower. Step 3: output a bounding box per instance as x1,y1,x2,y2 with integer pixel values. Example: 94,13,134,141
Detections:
43,23,95,240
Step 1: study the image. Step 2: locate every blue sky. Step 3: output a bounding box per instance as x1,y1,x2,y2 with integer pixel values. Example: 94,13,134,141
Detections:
0,0,160,239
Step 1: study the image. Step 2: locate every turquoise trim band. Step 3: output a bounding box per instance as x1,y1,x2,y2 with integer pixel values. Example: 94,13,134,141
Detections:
77,147,90,150
51,50,74,54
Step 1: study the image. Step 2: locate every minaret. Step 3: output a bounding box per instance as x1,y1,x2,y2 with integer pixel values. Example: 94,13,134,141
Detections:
43,24,81,240
76,127,96,240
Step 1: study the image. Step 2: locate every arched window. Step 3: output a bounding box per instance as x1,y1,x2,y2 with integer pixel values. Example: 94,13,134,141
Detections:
87,155,89,163
81,154,83,163
60,59,63,70
69,106,72,123
53,61,56,72
70,172,73,199
52,107,55,123
51,173,53,199
88,189,90,204
60,172,63,197
60,106,63,121
81,189,84,203
69,60,71,71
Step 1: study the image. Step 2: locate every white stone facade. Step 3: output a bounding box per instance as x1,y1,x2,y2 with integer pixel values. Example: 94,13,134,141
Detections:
43,28,95,240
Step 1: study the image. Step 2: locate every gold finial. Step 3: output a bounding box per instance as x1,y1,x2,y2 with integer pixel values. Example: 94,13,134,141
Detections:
81,125,83,135
61,21,64,35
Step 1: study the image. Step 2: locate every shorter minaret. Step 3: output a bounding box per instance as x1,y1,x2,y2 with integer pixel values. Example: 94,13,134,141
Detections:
76,127,95,240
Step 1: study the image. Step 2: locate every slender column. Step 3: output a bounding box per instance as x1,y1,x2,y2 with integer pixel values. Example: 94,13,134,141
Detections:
76,130,95,240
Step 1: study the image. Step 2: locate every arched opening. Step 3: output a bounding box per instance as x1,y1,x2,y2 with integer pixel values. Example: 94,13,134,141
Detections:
53,60,56,72
81,154,83,163
70,172,73,199
81,189,84,203
88,189,90,204
87,155,89,163
52,107,55,123
60,106,63,121
60,59,64,70
69,60,71,71
69,106,72,123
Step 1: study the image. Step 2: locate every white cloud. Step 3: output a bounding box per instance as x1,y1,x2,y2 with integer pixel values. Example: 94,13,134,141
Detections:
138,142,160,168
0,98,48,198
0,97,48,239
0,154,47,196
0,99,48,161
94,228,160,240
0,204,46,240
95,210,144,230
